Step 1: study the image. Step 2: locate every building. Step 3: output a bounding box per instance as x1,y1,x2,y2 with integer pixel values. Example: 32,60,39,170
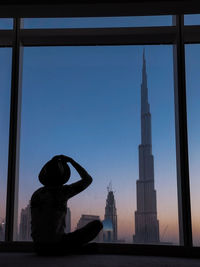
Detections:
0,225,3,241
102,218,113,243
133,51,160,244
19,203,32,241
76,214,103,242
104,184,118,242
0,219,5,241
64,207,71,233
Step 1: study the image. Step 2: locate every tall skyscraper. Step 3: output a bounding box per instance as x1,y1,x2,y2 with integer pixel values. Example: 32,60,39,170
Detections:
19,202,32,241
133,50,160,244
0,218,5,241
104,183,117,242
76,214,103,242
0,225,3,241
0,222,4,241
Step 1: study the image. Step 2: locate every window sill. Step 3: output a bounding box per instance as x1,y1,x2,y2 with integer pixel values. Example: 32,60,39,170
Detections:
0,242,200,258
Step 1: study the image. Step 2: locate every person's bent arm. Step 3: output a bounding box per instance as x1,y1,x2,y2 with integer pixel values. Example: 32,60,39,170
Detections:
62,156,93,198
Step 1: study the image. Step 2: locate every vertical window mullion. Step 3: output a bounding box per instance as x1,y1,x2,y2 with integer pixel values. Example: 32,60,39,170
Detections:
5,18,23,242
173,14,193,247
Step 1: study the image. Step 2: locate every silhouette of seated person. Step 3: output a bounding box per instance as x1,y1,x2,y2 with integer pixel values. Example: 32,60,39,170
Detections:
31,155,103,255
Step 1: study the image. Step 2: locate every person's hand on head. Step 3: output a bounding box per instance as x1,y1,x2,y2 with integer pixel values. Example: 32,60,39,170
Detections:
52,155,72,163
62,155,72,163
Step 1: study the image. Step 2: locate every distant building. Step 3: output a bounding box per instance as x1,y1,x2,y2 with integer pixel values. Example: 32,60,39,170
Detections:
19,202,32,241
102,218,113,242
133,50,160,244
76,214,103,242
65,207,71,233
104,184,118,242
0,225,3,241
0,220,5,241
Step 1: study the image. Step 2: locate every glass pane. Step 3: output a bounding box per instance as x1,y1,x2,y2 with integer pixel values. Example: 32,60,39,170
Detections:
0,48,12,241
185,44,200,246
24,16,172,29
0,19,13,29
184,14,200,25
17,45,178,245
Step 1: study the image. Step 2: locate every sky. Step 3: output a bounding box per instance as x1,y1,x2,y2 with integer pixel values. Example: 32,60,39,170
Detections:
0,15,200,245
23,16,172,28
0,48,11,226
17,45,178,244
185,45,200,246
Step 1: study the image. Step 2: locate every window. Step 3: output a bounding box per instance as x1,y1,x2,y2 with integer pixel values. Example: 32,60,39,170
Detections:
24,16,172,29
0,18,13,29
185,44,200,246
184,15,200,25
16,45,178,245
0,4,199,255
0,48,12,241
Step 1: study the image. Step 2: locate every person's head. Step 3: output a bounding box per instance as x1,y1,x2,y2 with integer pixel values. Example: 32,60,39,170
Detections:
39,156,71,186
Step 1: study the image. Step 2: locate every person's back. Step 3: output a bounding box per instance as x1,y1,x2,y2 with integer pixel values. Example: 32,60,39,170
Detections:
30,155,103,254
31,186,68,243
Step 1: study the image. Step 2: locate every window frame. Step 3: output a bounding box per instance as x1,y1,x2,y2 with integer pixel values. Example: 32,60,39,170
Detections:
0,2,199,256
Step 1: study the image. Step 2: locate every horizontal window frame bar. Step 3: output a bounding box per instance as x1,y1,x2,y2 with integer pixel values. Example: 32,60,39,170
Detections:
1,25,200,47
20,26,177,46
0,30,13,47
1,242,200,258
184,25,200,43
0,1,200,18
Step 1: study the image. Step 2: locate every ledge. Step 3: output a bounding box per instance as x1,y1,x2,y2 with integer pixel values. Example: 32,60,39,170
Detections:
1,242,200,258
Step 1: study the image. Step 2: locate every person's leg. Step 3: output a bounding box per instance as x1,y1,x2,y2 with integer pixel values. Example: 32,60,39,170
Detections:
62,220,103,248
33,221,103,256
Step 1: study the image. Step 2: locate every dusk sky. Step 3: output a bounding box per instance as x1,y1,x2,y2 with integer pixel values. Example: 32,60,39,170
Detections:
0,16,200,245
18,45,178,244
186,44,200,246
0,48,11,226
23,16,172,28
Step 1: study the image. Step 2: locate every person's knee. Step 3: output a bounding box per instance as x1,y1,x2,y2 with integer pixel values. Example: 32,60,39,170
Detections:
92,220,103,231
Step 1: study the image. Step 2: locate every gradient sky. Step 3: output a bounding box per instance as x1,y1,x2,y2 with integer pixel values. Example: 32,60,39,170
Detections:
185,44,200,246
0,19,13,29
23,16,172,28
0,48,11,224
17,45,178,244
1,15,200,245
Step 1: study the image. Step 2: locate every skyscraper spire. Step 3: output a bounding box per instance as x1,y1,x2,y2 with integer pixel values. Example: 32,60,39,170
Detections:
142,48,148,96
133,51,160,244
141,49,151,147
107,181,112,193
142,48,146,79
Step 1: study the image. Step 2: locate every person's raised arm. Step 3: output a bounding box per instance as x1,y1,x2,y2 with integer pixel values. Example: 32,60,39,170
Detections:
62,156,93,198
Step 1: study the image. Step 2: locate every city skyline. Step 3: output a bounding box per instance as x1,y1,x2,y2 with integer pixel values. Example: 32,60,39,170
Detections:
1,17,200,246
19,202,31,241
0,46,179,243
15,51,174,244
17,185,116,242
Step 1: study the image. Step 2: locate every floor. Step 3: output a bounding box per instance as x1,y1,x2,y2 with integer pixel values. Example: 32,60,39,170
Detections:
1,253,200,267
